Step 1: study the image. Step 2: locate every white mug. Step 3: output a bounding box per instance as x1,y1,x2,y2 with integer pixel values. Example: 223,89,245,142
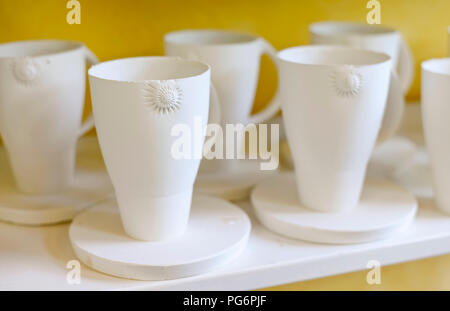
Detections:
277,45,393,212
165,30,280,170
89,56,220,241
421,58,450,215
309,22,414,93
0,40,98,194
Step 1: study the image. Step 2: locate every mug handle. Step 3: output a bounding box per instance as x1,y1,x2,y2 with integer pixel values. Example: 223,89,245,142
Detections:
397,34,415,94
78,46,100,137
203,83,222,158
247,38,281,124
377,71,405,143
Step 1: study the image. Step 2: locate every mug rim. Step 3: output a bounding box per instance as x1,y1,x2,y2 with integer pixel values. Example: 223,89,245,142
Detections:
0,39,85,59
164,29,260,46
277,45,391,67
309,21,398,37
88,56,211,83
422,58,450,77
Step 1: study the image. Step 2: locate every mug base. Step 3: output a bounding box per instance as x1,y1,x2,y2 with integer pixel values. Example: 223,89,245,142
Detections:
0,137,113,225
118,189,193,242
251,172,418,244
69,195,251,281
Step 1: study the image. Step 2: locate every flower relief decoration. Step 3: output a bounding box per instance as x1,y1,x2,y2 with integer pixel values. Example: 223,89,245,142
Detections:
329,65,363,98
142,80,183,115
11,57,41,86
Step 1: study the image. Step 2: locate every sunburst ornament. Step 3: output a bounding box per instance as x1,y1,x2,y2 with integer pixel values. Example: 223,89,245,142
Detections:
329,65,363,98
142,80,183,115
11,57,41,86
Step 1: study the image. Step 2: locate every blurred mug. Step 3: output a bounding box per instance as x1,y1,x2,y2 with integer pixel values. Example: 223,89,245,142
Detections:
309,21,414,93
89,57,220,241
421,58,450,215
165,30,280,171
277,46,393,212
0,40,98,194
309,22,408,142
448,26,450,55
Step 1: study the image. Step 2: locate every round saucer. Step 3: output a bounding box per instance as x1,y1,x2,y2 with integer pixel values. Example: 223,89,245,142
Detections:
0,137,113,225
251,173,417,244
69,195,251,281
195,159,277,201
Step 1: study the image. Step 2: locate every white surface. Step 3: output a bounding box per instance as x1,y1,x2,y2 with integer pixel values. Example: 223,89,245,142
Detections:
69,195,251,280
0,196,449,290
251,173,417,244
1,103,450,290
0,137,113,225
195,160,276,201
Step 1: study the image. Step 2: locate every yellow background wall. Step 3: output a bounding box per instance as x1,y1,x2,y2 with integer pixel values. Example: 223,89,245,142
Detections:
1,0,449,117
1,0,449,290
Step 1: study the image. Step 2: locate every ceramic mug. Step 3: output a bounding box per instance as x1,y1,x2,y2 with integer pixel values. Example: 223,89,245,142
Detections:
277,45,393,212
165,30,280,170
309,21,414,93
421,58,450,215
0,40,98,194
89,56,220,241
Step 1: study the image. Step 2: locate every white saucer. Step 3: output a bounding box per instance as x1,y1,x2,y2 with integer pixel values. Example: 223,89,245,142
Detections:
195,159,277,201
69,195,251,281
392,148,433,199
0,137,113,225
251,173,418,244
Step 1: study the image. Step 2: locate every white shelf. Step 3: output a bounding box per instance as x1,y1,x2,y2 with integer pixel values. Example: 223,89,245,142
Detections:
1,103,450,291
